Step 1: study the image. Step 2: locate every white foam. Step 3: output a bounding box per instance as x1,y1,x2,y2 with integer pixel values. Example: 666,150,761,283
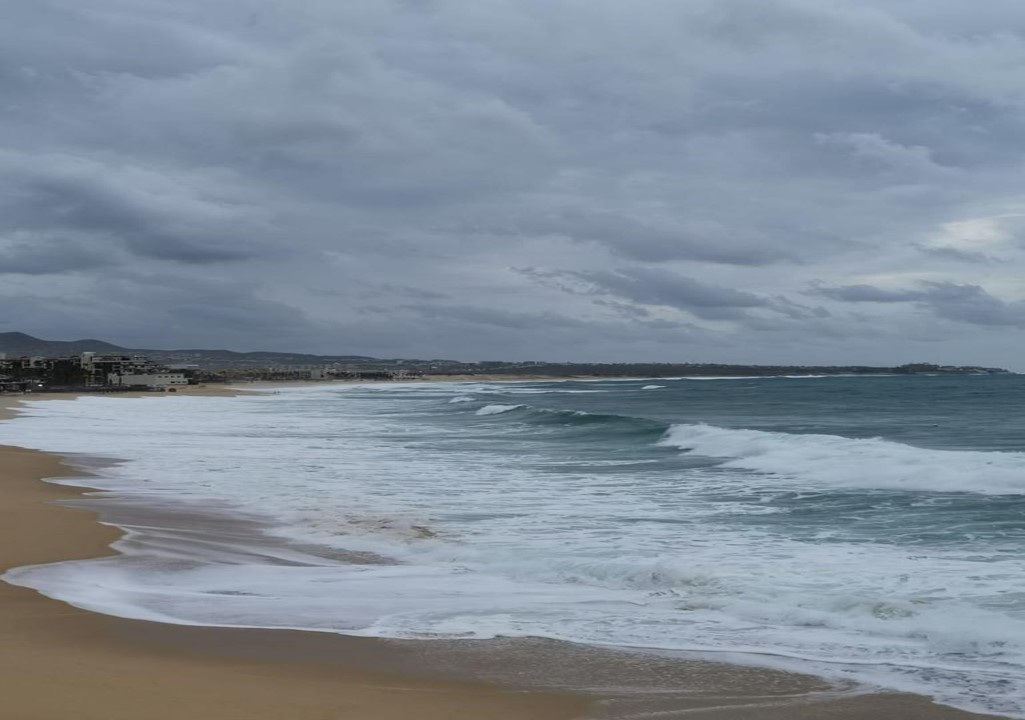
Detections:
641,385,665,390
658,423,1025,495
475,404,523,416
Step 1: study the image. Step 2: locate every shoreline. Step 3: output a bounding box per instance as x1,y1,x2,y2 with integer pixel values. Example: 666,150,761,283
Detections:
0,391,1006,719
0,393,589,720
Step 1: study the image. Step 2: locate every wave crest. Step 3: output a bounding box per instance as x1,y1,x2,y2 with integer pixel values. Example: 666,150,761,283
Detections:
658,424,1025,495
475,404,524,416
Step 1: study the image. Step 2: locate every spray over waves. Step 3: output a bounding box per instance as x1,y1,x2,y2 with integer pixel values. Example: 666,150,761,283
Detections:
475,404,524,416
658,423,1025,495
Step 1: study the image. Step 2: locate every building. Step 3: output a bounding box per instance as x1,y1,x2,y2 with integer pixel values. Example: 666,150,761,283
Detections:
80,352,161,386
108,372,189,389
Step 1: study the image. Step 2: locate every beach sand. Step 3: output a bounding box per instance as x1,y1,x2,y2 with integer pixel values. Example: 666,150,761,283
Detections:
0,391,1005,719
0,443,590,720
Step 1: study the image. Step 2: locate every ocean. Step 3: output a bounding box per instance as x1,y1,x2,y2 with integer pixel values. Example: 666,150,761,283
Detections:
3,375,1025,717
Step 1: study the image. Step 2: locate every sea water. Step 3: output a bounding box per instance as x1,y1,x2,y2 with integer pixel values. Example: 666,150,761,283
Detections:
3,375,1025,716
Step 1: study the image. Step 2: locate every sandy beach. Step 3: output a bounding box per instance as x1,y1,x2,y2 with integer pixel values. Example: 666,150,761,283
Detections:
0,390,1005,719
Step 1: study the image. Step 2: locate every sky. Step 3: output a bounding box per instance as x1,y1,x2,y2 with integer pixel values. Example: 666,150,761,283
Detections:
4,0,1025,367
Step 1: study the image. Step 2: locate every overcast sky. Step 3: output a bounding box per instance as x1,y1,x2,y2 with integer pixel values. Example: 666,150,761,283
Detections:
5,0,1025,367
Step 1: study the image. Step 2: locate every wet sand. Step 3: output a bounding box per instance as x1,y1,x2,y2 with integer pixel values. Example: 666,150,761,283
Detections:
0,445,589,719
0,392,1005,719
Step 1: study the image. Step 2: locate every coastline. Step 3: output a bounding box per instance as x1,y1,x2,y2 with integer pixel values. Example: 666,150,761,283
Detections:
0,390,1007,719
0,393,588,720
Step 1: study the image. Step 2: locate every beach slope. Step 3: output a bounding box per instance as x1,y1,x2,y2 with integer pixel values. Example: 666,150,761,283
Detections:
0,443,588,720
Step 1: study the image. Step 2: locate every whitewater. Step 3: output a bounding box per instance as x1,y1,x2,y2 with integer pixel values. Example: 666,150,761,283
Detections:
3,374,1025,717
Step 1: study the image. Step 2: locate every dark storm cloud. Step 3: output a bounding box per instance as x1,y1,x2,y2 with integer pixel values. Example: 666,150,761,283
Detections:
5,0,1025,366
813,284,927,303
0,239,108,275
922,284,1025,328
813,281,1025,328
74,269,329,351
0,153,273,265
405,304,589,330
520,210,795,266
562,267,768,320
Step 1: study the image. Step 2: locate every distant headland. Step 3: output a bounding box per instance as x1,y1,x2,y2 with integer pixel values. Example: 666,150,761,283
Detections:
0,332,1010,391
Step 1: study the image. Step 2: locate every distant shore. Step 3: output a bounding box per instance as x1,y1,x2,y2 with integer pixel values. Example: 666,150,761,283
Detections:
0,391,1003,719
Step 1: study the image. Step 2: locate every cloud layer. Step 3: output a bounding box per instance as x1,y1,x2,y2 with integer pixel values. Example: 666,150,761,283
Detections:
5,0,1025,367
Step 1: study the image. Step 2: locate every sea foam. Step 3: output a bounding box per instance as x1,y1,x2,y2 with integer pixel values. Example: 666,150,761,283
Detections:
475,404,523,415
658,423,1025,495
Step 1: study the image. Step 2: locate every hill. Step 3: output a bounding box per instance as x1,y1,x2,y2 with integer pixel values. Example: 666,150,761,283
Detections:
0,332,127,356
0,332,383,369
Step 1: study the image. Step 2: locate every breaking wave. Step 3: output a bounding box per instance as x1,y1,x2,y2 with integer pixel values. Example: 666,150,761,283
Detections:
475,404,524,416
468,402,669,440
658,423,1025,495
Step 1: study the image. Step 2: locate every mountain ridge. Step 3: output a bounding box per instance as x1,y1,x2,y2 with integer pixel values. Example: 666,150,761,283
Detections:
0,332,381,368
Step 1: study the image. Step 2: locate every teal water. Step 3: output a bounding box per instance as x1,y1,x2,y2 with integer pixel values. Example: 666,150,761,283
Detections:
435,375,1025,544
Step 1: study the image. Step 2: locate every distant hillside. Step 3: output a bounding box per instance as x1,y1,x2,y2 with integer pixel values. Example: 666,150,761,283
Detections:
144,348,382,369
0,332,381,369
0,332,127,356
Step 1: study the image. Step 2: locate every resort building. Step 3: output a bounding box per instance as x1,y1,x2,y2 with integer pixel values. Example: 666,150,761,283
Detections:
108,372,189,389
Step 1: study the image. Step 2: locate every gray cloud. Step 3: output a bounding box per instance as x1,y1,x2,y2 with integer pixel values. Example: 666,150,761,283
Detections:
4,0,1025,366
922,284,1025,328
0,152,274,265
813,284,928,303
547,267,768,320
813,281,1025,328
405,304,589,330
0,238,109,275
502,210,796,265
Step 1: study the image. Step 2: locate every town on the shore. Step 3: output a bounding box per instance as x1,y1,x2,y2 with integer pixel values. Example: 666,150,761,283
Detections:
0,348,1011,394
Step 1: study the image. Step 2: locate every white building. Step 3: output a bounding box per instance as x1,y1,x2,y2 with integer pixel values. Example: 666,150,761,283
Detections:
109,372,189,389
